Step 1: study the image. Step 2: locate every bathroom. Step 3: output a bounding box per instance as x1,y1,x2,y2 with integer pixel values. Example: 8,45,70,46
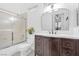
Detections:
0,3,79,56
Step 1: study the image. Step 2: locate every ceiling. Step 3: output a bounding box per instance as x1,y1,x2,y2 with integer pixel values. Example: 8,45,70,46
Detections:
0,3,42,15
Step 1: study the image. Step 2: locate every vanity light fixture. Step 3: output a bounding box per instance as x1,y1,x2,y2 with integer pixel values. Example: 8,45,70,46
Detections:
43,5,52,13
43,3,64,13
53,4,63,11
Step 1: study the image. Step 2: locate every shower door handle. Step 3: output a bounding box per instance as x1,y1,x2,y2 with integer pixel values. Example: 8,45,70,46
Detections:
12,32,13,45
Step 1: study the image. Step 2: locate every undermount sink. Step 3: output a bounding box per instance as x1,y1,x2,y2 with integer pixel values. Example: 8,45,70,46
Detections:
36,30,79,38
36,31,71,37
36,30,79,39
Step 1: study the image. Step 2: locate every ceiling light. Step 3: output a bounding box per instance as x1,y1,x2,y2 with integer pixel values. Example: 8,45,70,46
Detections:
9,17,17,22
53,3,63,11
43,5,52,13
43,3,63,13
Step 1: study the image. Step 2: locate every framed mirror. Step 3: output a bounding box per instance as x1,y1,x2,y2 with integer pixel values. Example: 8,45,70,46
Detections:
53,8,70,31
41,8,70,33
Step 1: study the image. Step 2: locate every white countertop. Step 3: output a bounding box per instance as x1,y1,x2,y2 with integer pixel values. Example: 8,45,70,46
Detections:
35,33,79,39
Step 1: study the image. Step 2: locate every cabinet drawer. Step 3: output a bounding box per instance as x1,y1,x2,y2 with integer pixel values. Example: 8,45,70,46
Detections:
36,47,43,56
35,45,43,55
63,42,72,48
62,49,74,56
60,39,75,56
63,40,74,49
35,36,41,41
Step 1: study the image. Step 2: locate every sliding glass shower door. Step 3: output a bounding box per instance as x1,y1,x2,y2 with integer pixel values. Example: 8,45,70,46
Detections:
12,17,25,44
0,11,12,49
0,11,26,49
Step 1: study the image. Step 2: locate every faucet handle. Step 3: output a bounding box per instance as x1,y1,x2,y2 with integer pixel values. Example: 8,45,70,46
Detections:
49,32,51,34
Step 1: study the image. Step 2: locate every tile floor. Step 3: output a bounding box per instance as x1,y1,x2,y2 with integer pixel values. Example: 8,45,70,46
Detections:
0,41,35,56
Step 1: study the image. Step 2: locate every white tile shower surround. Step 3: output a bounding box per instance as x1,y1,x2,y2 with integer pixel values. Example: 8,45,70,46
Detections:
0,41,35,56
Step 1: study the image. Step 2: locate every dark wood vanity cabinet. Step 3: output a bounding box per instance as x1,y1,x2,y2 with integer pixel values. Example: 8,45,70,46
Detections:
35,35,79,56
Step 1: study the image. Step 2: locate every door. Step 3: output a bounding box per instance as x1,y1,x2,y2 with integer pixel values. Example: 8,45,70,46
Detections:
35,35,44,56
76,39,79,56
43,37,51,56
0,11,12,49
35,35,52,56
60,38,75,56
51,37,60,56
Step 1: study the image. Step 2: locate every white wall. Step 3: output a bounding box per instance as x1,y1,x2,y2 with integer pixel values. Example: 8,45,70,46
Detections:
27,4,44,33
24,4,44,43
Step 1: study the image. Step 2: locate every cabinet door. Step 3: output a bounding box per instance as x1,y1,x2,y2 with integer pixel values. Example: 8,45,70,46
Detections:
51,37,60,56
35,36,44,56
76,40,79,56
60,39,75,56
43,37,51,56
